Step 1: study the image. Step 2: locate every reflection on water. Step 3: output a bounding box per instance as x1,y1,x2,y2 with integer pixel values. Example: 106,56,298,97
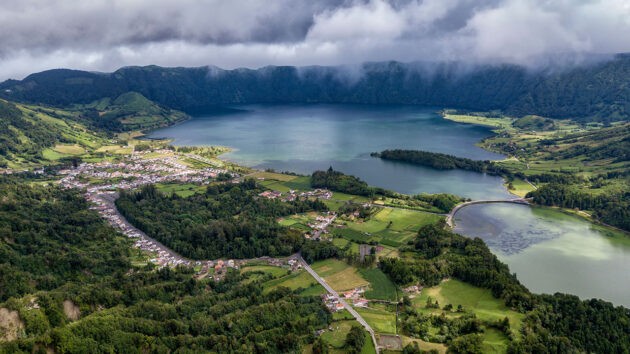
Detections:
455,203,630,307
149,104,512,199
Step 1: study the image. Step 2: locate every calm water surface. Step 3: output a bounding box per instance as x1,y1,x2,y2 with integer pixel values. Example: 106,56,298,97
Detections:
454,203,630,307
149,104,511,199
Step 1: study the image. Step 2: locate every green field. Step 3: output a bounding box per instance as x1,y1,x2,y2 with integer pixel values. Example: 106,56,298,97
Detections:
321,320,361,348
262,269,323,295
358,268,398,301
319,320,376,354
401,337,447,353
155,183,206,197
507,178,536,198
240,265,289,278
53,144,86,155
356,306,397,334
482,328,510,353
414,279,524,339
95,145,134,154
248,171,298,182
335,208,441,246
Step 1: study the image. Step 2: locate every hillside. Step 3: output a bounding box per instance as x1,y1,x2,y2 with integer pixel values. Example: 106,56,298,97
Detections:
75,91,188,131
0,100,110,168
1,56,630,122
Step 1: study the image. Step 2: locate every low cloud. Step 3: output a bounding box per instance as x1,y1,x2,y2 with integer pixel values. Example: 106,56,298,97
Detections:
0,0,629,80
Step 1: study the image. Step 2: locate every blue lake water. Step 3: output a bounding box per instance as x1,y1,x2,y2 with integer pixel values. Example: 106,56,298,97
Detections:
149,104,511,199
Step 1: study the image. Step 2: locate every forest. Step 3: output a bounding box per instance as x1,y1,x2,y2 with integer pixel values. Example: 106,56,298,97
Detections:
311,167,387,197
372,149,509,175
0,176,333,353
116,179,328,260
527,183,629,231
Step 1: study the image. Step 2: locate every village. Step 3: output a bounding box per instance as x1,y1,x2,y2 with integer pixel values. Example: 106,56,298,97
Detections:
58,149,228,191
258,187,333,202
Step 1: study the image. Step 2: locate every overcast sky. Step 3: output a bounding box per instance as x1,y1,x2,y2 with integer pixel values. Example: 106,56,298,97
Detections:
1,0,629,80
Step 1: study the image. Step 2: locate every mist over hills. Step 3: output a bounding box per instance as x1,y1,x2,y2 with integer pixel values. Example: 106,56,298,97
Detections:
2,55,629,122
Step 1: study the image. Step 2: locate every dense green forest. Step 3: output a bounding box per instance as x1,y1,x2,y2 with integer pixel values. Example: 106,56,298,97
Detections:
380,223,630,353
3,55,630,122
372,149,509,175
0,176,332,352
0,176,131,302
527,184,630,231
311,167,385,197
116,179,328,260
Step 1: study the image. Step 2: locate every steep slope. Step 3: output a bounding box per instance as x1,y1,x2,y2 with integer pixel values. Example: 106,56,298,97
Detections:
2,56,630,122
0,100,108,168
76,91,188,131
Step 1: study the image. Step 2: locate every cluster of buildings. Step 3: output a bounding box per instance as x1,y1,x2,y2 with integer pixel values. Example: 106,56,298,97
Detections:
258,188,334,202
299,188,333,200
305,212,337,240
59,151,230,191
321,286,370,312
57,151,236,271
402,284,424,296
342,287,369,308
322,293,347,312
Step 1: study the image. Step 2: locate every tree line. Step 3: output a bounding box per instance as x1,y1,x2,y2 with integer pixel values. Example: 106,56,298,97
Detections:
527,183,629,231
372,149,510,175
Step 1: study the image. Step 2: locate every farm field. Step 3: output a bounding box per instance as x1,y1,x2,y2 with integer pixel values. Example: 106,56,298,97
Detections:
356,305,397,334
311,259,369,292
240,265,289,278
507,178,536,197
358,268,398,301
262,269,323,295
334,208,442,247
401,337,447,353
413,279,524,339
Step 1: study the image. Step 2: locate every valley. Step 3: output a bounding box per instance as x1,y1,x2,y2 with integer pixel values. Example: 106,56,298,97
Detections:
1,93,629,354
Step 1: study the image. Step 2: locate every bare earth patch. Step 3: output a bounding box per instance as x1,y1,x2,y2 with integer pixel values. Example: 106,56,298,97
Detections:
63,300,81,321
0,307,24,342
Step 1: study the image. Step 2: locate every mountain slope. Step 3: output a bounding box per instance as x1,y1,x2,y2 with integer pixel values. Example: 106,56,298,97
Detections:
0,100,110,168
75,91,188,131
2,56,630,122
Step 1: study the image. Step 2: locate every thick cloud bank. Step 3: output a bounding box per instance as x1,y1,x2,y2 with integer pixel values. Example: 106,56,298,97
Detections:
0,0,629,80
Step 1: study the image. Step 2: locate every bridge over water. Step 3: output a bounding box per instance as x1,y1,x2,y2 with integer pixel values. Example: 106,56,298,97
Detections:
445,198,531,228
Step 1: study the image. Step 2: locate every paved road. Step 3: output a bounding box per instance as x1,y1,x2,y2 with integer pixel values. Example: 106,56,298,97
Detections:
298,256,380,353
445,198,530,227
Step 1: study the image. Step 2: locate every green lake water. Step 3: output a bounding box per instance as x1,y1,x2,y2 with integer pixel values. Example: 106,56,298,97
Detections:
454,203,630,307
149,104,630,306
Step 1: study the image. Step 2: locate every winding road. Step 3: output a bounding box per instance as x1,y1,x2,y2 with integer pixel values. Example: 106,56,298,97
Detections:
445,198,531,228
